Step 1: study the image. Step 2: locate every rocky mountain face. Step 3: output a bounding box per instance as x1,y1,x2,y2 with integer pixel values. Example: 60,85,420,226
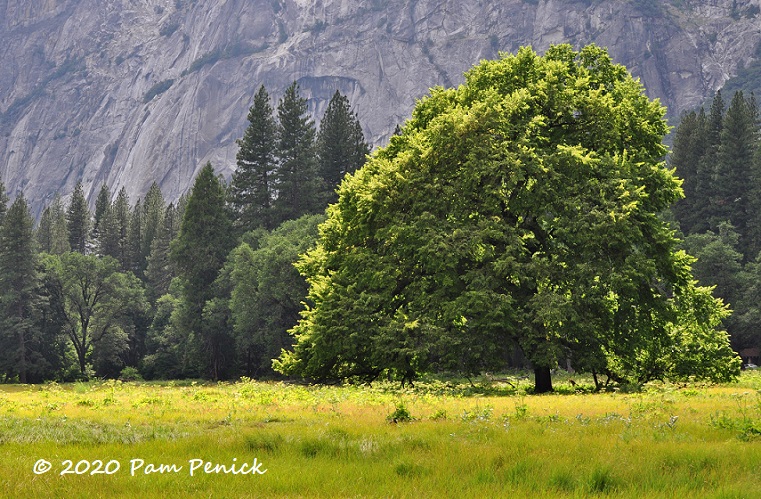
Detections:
2,0,761,215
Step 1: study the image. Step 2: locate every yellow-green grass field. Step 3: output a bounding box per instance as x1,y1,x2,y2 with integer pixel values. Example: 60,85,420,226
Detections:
1,373,761,498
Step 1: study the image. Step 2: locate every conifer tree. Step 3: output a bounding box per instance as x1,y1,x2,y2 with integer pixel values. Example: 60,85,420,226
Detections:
316,90,370,204
671,109,708,234
0,195,38,383
713,91,757,247
128,198,144,278
230,85,278,232
170,163,235,380
92,184,111,249
0,181,8,227
66,181,90,254
141,182,165,272
37,195,70,255
273,82,319,225
145,203,180,304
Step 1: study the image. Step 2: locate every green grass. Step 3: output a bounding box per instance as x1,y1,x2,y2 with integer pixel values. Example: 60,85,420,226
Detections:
1,373,761,497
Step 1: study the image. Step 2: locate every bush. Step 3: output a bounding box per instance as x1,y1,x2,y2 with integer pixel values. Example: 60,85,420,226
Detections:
386,402,415,423
119,367,143,382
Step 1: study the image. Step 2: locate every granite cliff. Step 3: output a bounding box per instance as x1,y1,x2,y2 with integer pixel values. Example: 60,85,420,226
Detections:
1,0,761,214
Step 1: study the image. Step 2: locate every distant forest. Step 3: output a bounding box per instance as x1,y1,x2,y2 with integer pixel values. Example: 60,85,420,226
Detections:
0,82,368,382
671,89,761,361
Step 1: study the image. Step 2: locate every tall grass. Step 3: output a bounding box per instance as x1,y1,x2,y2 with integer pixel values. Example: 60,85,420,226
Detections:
1,373,760,497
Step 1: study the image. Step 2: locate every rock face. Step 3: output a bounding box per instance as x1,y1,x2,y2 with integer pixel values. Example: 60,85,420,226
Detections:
1,0,761,215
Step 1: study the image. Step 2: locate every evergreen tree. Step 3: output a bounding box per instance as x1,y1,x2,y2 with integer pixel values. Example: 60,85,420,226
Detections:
230,85,278,232
92,183,111,249
0,181,8,226
713,91,757,248
671,109,708,234
316,90,370,204
66,181,90,254
141,182,165,274
100,187,130,269
170,163,236,380
127,198,143,278
145,203,180,304
36,195,70,255
692,91,726,233
0,195,38,383
272,82,320,225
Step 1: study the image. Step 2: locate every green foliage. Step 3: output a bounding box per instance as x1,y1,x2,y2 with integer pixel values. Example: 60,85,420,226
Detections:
0,195,42,383
145,203,181,304
229,85,278,232
279,44,738,391
170,163,235,380
41,253,147,379
230,214,324,376
65,181,90,254
272,82,320,225
37,195,70,255
316,90,370,204
118,366,143,381
386,402,415,423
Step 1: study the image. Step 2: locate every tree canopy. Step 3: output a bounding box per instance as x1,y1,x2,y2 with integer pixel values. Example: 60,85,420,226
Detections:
276,44,740,392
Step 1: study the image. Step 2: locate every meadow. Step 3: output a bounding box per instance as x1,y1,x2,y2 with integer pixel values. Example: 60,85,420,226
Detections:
1,373,761,498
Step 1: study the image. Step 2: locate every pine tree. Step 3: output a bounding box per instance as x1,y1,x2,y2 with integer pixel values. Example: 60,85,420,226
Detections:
145,203,180,304
99,187,131,269
141,182,165,272
170,163,236,380
316,90,370,204
680,91,727,234
272,82,319,226
66,181,90,254
36,195,70,255
128,198,144,278
92,184,111,250
748,139,761,259
713,91,757,253
230,85,278,232
671,110,708,234
0,195,38,383
0,181,8,227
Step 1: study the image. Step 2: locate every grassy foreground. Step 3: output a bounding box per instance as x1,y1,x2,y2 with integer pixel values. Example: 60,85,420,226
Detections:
1,373,761,498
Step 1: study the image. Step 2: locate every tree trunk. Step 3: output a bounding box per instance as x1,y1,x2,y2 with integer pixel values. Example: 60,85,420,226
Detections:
533,365,553,393
17,329,27,384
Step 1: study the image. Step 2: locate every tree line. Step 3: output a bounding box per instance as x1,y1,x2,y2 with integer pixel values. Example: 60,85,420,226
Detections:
672,90,761,356
0,83,368,382
0,49,747,392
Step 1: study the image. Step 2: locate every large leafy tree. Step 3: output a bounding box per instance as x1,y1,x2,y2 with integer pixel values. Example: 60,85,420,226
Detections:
277,45,740,392
230,85,278,232
228,214,324,376
316,90,370,203
41,252,146,378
